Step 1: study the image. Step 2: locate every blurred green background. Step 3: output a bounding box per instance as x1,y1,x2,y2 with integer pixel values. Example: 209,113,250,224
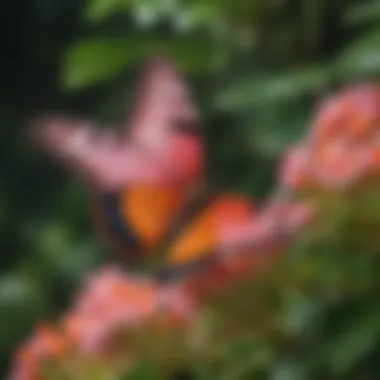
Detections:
2,0,380,378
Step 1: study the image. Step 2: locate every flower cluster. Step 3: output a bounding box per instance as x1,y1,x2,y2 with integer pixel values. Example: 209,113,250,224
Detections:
10,323,68,380
280,83,380,191
10,267,197,380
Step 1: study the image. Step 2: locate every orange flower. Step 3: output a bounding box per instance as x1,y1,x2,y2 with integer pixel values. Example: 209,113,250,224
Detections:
59,267,159,355
57,266,197,357
73,267,158,321
9,323,68,380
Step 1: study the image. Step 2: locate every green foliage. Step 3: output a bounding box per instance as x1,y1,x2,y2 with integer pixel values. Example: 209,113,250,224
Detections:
0,275,48,352
63,38,139,91
4,0,380,379
63,36,216,90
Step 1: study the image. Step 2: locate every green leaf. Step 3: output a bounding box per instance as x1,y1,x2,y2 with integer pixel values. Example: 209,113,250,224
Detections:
282,294,326,338
0,275,47,351
126,361,160,380
215,65,331,111
336,29,380,79
271,360,315,380
241,102,311,157
62,38,136,91
170,2,221,33
324,302,380,375
62,36,216,91
343,0,380,26
221,345,275,380
84,0,132,22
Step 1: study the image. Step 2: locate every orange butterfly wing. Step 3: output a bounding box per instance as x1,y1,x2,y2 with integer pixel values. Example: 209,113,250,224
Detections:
167,195,255,265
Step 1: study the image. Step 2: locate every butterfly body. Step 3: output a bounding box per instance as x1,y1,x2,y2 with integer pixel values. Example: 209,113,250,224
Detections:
94,184,187,259
94,181,255,267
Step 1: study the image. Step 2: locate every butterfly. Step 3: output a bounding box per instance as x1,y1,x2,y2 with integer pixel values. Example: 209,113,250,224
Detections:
32,56,257,280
